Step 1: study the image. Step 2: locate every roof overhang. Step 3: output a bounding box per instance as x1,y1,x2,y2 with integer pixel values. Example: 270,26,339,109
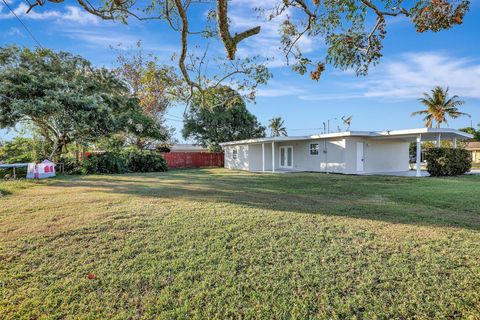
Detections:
219,128,473,146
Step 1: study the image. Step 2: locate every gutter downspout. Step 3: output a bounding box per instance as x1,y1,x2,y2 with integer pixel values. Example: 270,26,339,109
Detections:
416,134,422,177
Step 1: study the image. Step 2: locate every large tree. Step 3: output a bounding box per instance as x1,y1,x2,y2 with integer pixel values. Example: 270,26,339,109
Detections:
459,125,480,141
26,0,470,106
411,86,470,128
114,42,181,148
182,86,265,151
0,46,166,160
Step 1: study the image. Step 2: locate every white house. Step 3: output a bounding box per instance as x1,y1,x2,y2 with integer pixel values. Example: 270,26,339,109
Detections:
220,128,473,176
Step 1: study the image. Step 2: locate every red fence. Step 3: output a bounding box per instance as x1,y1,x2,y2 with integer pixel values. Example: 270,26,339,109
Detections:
162,152,224,169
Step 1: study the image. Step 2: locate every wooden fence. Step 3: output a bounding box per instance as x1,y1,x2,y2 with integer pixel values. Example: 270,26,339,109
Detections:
162,152,224,169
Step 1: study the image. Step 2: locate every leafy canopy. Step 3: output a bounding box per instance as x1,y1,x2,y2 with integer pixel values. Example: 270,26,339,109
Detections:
27,0,470,105
459,125,480,141
0,46,166,160
182,86,266,151
411,86,470,128
269,117,288,137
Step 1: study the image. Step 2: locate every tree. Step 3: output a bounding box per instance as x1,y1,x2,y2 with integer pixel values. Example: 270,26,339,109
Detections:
269,117,288,137
114,42,180,148
0,137,40,163
26,0,470,105
459,125,480,141
411,86,470,128
0,46,166,160
182,86,265,151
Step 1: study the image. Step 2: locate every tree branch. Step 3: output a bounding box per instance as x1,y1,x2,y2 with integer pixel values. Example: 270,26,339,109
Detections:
216,0,260,60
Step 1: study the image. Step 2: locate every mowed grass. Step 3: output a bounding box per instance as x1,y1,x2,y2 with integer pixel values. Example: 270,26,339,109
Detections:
1,169,480,319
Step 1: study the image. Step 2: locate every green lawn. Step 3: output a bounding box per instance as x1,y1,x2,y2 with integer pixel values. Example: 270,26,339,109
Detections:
1,169,480,319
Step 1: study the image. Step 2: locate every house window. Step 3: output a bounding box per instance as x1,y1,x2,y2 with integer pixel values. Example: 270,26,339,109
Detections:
310,143,319,155
232,149,238,160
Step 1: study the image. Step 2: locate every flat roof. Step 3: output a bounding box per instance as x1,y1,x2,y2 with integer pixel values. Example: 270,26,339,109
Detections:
219,128,473,146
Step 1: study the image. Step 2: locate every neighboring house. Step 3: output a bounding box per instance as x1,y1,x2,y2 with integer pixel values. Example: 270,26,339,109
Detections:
465,142,480,164
220,128,472,176
170,144,209,152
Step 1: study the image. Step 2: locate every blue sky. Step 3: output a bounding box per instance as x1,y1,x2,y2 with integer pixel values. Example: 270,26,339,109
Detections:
1,0,479,142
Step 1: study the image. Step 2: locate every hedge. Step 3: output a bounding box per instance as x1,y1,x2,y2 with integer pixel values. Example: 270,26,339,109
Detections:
82,150,168,174
425,147,472,176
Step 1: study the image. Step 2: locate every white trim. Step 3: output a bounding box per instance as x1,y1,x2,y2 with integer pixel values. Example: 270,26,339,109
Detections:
416,134,422,177
309,143,320,155
279,146,293,169
272,141,275,173
356,142,364,172
219,128,473,146
262,143,265,172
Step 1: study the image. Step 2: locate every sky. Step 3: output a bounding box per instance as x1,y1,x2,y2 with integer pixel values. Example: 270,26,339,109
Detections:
1,0,479,142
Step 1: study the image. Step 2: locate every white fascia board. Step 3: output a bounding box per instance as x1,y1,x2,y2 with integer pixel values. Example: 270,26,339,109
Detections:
219,128,473,146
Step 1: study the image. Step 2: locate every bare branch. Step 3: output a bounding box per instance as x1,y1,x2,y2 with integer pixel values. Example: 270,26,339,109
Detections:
216,0,260,60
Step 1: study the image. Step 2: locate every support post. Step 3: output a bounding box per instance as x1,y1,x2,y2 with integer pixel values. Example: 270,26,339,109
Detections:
416,134,422,177
453,137,457,148
436,133,441,147
13,167,16,179
271,141,275,173
262,143,265,172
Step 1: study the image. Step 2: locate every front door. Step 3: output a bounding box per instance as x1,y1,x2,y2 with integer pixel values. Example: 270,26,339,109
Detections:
279,146,293,168
356,142,364,172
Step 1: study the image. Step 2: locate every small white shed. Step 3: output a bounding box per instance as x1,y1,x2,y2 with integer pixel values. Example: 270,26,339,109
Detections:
220,128,472,176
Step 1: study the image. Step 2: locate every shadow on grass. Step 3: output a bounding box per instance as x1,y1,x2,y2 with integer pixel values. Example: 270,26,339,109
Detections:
50,170,480,231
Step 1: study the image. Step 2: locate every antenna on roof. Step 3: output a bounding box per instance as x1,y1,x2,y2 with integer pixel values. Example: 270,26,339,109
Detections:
341,115,353,131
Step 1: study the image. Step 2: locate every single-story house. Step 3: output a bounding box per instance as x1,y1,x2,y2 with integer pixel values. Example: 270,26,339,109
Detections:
220,128,472,176
465,142,480,164
170,144,209,152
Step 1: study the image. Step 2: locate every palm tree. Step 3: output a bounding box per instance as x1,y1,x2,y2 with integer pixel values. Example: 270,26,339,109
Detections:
411,86,470,128
269,117,287,137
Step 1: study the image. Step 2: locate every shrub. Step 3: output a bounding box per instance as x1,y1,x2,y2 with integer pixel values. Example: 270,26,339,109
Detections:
82,152,129,174
125,149,168,173
58,156,85,175
82,150,167,174
425,148,472,176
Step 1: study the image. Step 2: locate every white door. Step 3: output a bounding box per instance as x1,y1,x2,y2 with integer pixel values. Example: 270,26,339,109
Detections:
356,142,364,172
279,146,293,168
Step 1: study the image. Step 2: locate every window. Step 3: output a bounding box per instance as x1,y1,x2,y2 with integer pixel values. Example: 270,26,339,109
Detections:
232,149,238,160
310,143,319,155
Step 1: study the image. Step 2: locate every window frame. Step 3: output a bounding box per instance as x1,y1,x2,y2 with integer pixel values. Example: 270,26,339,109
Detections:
232,148,238,160
309,143,319,155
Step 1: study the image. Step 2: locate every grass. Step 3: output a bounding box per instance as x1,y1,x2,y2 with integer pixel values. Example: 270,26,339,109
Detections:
0,178,42,197
1,169,480,319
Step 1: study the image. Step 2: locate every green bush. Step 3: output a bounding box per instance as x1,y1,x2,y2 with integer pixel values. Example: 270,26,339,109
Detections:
126,149,168,173
82,150,167,174
425,148,472,176
0,137,39,163
82,152,129,174
58,156,85,175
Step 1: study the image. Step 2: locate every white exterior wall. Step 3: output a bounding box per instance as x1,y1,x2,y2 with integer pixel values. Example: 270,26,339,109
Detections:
224,144,249,170
364,140,410,173
247,144,264,171
344,138,410,173
224,137,409,174
281,139,345,173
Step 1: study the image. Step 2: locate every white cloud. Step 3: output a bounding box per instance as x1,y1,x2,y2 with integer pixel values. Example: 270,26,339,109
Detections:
4,26,24,38
61,29,139,48
295,52,480,101
360,52,480,99
62,6,99,25
256,81,306,97
229,1,317,68
0,2,98,24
